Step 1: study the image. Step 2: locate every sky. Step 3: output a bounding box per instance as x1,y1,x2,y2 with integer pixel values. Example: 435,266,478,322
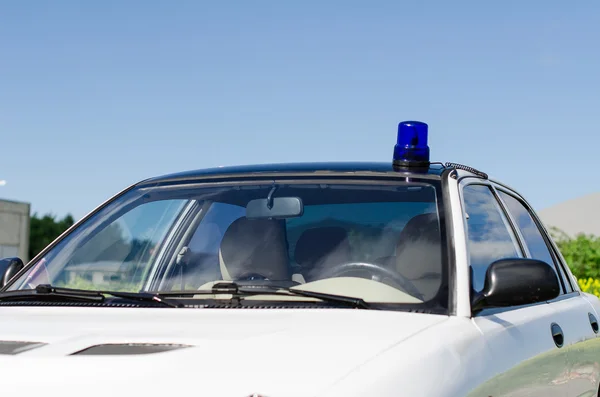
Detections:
1,1,599,221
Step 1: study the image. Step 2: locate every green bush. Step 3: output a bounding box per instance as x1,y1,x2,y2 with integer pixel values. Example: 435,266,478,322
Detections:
551,228,600,279
551,227,600,297
578,277,600,297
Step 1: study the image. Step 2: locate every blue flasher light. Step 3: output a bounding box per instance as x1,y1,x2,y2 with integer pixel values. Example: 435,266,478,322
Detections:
393,121,430,167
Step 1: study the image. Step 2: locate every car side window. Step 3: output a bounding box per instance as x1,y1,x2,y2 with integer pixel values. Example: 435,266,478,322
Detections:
462,184,521,293
497,190,570,293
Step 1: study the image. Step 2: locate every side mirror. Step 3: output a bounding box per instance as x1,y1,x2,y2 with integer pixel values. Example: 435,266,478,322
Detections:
0,257,25,288
472,258,560,313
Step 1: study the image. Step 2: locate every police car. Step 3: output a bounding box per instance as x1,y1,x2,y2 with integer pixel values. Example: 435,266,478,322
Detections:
0,121,598,397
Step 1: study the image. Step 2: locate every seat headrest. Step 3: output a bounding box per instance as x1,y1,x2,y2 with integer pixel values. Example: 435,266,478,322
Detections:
395,213,442,279
294,227,351,280
219,217,290,281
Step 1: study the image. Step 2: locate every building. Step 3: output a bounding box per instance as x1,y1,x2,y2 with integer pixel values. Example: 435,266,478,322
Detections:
0,199,31,262
538,192,600,238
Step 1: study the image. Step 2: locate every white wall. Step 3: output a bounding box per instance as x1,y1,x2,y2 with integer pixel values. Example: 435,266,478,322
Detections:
0,199,31,263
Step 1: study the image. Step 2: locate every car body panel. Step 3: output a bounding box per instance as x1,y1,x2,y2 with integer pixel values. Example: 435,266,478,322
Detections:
467,294,600,397
470,302,570,396
0,160,598,396
0,306,449,396
567,294,600,396
319,316,490,397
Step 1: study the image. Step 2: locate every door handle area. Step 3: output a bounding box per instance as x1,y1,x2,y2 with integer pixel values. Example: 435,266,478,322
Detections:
551,323,564,348
589,313,599,334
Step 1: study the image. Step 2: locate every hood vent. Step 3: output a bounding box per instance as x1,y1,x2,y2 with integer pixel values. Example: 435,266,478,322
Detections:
71,343,192,356
0,341,46,355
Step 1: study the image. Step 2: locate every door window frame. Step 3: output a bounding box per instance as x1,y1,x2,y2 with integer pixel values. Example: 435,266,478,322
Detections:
458,177,579,317
492,182,576,295
458,180,525,291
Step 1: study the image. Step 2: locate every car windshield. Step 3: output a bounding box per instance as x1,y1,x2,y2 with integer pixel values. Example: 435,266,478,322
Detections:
6,179,447,309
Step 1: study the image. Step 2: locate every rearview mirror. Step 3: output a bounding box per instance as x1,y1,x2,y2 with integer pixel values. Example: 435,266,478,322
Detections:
0,257,25,288
246,197,303,219
472,258,560,313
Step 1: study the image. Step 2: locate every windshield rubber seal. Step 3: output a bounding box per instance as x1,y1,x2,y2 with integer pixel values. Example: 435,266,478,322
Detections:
4,174,450,314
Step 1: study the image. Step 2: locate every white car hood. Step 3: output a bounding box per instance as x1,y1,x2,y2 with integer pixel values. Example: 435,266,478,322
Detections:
0,306,448,396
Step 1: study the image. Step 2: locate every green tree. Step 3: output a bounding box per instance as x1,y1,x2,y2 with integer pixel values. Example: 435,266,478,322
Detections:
551,227,600,279
29,213,75,260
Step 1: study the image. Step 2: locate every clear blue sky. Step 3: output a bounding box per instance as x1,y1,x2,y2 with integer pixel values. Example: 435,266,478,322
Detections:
1,1,599,221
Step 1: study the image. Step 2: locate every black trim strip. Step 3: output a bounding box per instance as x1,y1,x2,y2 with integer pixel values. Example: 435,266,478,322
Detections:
491,183,576,293
489,185,529,259
138,171,442,188
492,187,571,295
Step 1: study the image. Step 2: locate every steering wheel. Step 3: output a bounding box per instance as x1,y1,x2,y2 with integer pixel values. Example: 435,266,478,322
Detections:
316,262,424,301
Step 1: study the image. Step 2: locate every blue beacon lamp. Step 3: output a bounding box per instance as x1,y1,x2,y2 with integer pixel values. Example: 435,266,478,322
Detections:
393,121,431,168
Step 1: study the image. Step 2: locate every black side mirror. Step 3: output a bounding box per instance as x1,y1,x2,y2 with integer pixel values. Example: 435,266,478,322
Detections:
472,258,560,313
0,257,25,288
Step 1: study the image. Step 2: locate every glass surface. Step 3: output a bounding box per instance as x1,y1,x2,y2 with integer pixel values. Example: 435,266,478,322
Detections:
8,180,446,308
463,184,520,292
498,191,562,290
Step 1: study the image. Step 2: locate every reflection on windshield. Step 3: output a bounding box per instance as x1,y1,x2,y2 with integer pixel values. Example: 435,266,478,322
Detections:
8,181,446,307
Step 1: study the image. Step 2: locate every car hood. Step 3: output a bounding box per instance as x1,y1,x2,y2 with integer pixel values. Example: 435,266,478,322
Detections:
0,306,448,396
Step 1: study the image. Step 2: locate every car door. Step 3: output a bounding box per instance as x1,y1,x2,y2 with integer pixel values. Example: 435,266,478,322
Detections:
460,182,570,397
495,186,600,397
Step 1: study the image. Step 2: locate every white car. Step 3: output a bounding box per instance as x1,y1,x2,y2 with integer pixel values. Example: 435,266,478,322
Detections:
0,121,598,397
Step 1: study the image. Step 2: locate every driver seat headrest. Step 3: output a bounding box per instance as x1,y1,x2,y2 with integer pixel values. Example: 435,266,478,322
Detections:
219,217,290,281
294,227,351,281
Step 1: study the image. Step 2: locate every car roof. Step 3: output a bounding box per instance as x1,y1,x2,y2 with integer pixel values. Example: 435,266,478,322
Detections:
138,161,452,186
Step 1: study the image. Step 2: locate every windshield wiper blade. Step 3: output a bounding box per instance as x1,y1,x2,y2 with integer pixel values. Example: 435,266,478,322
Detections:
159,281,371,309
0,285,181,308
282,288,371,309
0,282,368,309
103,290,182,308
0,284,105,303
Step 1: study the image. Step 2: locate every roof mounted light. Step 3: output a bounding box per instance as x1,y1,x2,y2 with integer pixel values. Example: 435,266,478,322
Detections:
393,121,430,168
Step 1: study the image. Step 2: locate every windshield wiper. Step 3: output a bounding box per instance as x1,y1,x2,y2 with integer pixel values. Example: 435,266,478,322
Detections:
0,283,370,309
0,285,181,308
103,290,181,308
158,282,371,309
0,284,105,303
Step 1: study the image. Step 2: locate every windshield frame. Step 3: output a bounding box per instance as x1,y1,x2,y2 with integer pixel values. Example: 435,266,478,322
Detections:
3,172,454,313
